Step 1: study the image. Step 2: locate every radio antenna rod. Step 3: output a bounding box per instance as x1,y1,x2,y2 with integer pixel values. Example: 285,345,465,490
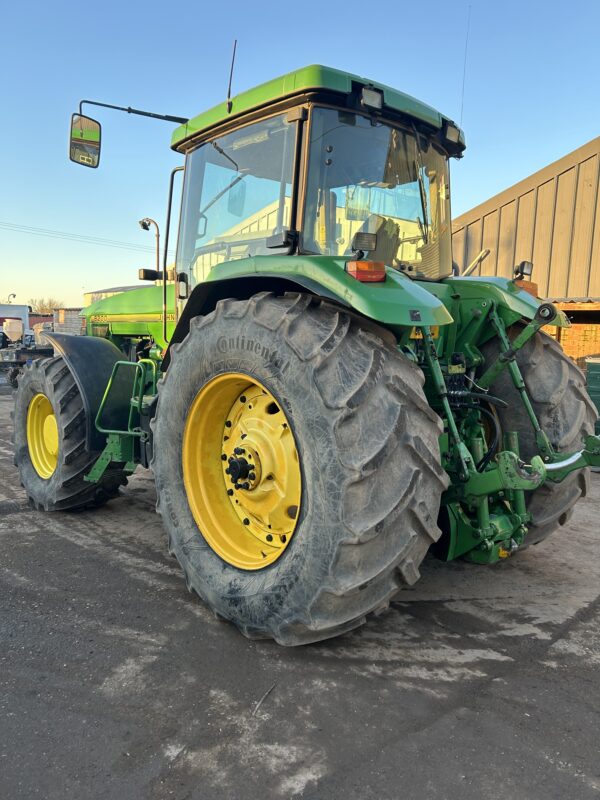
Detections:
227,39,238,114
459,5,471,126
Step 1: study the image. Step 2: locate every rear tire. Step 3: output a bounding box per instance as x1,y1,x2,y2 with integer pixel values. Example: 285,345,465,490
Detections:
152,293,448,645
481,327,597,546
14,357,128,510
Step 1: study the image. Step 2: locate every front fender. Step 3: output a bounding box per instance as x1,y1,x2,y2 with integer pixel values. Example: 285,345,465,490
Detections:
442,276,571,328
41,332,124,450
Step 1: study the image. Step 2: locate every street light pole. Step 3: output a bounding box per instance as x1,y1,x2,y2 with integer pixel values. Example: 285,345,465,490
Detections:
139,218,166,346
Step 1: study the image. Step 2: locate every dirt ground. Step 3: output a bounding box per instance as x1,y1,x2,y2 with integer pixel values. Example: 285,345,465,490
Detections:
1,383,600,800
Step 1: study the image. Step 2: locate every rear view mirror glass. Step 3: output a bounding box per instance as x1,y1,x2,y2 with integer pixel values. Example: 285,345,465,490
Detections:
69,114,101,168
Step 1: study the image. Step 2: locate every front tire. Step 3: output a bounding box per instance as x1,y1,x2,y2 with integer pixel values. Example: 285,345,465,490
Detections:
152,293,448,645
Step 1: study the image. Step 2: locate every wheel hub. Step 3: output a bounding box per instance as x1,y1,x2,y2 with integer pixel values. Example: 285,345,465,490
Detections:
220,384,299,541
227,455,250,482
27,393,59,479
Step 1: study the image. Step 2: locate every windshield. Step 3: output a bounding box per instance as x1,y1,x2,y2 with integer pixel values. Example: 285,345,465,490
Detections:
303,107,452,280
176,113,296,287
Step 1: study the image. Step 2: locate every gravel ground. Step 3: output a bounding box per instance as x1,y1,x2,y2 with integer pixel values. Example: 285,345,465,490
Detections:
1,383,600,799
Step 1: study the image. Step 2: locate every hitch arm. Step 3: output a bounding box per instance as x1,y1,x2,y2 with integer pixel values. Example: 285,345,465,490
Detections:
545,435,600,482
458,450,547,501
477,305,557,459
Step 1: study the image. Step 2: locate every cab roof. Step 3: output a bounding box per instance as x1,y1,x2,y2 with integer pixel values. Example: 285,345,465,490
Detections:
171,64,465,152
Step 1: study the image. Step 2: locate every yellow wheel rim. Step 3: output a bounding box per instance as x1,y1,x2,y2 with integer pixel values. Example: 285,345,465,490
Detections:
27,393,59,479
182,373,302,570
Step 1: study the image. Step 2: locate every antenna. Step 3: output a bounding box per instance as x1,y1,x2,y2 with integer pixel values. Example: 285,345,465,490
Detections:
459,5,471,126
227,39,238,114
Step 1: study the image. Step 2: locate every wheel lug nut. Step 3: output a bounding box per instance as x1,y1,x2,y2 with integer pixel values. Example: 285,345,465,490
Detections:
243,518,250,525
227,489,234,496
248,472,255,481
221,454,227,461
266,534,273,542
225,468,231,474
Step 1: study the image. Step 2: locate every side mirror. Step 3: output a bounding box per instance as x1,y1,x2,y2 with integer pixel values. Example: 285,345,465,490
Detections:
69,113,101,168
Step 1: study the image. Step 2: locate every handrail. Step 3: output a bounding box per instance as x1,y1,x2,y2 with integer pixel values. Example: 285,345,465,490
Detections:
462,248,491,277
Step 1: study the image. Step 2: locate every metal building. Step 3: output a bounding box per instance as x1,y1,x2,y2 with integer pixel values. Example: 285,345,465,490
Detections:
452,136,600,300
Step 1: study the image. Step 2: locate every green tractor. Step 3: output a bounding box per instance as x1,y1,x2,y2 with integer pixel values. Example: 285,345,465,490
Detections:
14,66,600,644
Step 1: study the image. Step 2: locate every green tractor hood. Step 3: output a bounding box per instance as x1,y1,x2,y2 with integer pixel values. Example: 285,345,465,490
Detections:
82,285,176,349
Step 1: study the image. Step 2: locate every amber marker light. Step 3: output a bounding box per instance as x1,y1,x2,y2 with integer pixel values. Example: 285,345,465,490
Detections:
346,260,387,283
514,279,540,297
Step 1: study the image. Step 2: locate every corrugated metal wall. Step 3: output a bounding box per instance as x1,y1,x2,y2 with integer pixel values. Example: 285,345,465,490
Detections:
452,137,600,300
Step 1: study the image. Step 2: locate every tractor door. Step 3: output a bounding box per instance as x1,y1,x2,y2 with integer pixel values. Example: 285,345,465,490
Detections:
174,112,301,309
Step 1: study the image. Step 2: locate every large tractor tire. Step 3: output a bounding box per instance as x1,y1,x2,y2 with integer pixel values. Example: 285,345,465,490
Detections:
152,292,448,645
481,327,597,546
13,357,127,510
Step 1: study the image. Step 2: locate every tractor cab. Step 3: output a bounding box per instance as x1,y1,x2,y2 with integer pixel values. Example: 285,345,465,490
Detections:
169,66,465,301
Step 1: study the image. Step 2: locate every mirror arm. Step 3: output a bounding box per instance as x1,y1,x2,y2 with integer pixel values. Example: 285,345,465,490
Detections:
78,100,188,126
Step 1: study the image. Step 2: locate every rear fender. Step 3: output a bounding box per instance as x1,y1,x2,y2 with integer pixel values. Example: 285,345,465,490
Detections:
164,255,453,368
163,275,342,369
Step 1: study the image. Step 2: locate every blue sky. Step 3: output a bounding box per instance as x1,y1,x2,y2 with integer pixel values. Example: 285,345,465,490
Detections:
1,0,598,306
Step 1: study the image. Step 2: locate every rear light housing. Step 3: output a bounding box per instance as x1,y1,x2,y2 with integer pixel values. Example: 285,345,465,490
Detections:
346,260,386,283
514,279,539,297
